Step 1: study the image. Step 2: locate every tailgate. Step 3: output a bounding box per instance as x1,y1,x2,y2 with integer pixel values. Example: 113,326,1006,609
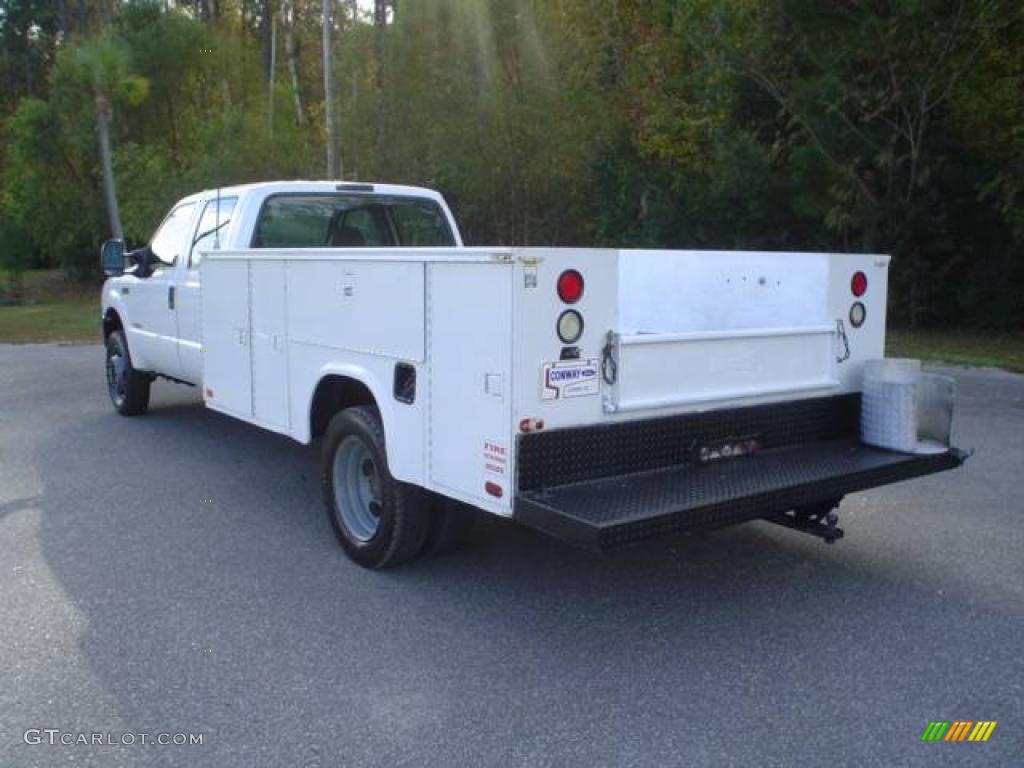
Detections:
514,395,965,550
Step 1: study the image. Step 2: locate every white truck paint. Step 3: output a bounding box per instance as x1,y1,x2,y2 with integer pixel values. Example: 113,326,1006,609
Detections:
100,180,962,568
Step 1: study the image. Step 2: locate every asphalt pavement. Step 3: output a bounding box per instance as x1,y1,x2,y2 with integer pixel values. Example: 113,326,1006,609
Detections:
1,343,1022,767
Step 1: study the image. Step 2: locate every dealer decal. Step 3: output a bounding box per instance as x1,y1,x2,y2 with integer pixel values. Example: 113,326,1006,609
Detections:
541,359,600,400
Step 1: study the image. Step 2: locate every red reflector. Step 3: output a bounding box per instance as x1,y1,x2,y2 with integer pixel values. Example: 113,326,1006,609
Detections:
485,481,504,498
851,271,867,297
557,269,584,304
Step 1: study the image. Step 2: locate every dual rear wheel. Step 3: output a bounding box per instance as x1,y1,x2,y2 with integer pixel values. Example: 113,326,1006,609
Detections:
322,406,475,569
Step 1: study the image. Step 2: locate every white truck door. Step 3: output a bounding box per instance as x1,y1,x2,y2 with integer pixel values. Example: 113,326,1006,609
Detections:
200,259,253,418
178,196,238,385
129,201,196,377
250,260,289,429
428,262,514,509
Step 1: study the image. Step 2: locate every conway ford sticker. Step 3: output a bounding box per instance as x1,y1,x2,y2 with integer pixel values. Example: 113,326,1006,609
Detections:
542,359,600,400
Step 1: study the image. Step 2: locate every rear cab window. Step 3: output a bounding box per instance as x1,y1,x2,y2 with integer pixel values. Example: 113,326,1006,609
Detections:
251,194,456,249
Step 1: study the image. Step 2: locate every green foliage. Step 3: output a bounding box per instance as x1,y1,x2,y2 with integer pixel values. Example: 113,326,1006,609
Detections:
0,212,29,298
0,0,1020,327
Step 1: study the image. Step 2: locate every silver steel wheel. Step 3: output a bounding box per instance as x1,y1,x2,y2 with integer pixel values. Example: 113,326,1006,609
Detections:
106,339,127,408
332,435,382,542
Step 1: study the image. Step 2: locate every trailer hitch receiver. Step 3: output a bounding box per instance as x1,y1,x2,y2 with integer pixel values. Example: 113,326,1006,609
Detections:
763,499,845,544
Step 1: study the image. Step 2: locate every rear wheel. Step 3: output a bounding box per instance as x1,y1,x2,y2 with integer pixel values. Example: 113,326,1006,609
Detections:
322,406,429,568
105,330,150,416
422,494,477,557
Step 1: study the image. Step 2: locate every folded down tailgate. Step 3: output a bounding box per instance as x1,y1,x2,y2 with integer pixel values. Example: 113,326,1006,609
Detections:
514,395,965,550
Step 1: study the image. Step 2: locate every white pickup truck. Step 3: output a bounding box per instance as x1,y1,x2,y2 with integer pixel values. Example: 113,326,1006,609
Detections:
100,180,965,568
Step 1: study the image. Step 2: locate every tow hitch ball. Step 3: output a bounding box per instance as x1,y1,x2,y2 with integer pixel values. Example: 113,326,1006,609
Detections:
763,499,845,544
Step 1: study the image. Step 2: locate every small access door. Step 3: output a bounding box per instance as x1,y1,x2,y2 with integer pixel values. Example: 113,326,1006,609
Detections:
201,259,252,418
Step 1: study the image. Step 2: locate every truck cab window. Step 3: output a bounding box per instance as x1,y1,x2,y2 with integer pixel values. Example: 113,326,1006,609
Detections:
150,202,197,266
333,206,394,246
190,196,238,268
391,202,455,246
252,194,455,248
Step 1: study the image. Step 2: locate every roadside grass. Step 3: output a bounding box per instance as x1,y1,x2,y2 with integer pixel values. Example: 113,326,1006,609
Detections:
0,269,100,344
886,329,1024,373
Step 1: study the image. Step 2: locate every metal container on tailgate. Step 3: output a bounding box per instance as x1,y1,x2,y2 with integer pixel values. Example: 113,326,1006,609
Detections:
861,358,955,454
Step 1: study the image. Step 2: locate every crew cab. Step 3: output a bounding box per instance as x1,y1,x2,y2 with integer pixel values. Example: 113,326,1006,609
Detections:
100,181,966,568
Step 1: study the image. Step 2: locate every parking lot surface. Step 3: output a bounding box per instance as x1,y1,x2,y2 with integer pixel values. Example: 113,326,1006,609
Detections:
1,344,1021,767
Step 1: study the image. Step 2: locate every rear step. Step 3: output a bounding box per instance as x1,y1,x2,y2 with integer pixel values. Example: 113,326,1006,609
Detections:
515,439,966,551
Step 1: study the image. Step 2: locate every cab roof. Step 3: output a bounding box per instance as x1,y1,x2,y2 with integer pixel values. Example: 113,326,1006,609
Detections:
181,180,447,206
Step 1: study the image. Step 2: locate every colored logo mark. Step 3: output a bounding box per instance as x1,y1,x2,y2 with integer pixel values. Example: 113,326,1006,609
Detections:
921,721,997,742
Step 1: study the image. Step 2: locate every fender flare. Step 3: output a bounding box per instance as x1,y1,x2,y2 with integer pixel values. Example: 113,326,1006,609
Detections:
102,285,154,371
305,363,405,477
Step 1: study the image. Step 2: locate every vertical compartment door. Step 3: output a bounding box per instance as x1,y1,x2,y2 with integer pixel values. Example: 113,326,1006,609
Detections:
428,263,513,507
201,259,252,417
251,260,290,430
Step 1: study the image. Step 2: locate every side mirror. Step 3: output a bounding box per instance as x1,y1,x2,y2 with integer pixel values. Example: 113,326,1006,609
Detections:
101,238,125,277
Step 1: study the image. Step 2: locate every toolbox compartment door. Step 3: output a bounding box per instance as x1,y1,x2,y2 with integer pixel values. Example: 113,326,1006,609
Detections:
428,262,514,509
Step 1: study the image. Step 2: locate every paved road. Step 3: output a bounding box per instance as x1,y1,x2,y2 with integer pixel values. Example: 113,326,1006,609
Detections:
1,344,1021,767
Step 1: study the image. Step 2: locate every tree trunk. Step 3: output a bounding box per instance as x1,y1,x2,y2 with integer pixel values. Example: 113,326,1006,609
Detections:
261,0,276,87
322,0,337,178
348,0,358,176
95,94,123,241
221,78,232,111
373,0,386,156
268,5,277,134
284,0,305,125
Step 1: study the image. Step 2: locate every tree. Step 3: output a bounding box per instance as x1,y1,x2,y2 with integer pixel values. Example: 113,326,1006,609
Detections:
282,0,306,125
66,32,149,240
322,0,337,177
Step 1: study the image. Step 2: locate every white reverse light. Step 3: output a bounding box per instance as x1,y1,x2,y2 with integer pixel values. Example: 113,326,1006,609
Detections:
557,310,584,344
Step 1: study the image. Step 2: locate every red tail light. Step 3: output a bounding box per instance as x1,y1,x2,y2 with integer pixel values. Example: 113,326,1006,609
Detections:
557,269,584,304
851,271,867,297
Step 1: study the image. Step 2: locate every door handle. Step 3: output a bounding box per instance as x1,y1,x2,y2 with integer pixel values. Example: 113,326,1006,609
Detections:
168,285,175,310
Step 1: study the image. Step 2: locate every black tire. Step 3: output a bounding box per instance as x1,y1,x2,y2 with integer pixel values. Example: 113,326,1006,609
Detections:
105,329,150,416
422,494,477,557
322,406,429,568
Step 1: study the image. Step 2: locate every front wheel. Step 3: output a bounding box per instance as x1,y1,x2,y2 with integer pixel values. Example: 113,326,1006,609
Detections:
105,330,150,416
322,406,429,569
